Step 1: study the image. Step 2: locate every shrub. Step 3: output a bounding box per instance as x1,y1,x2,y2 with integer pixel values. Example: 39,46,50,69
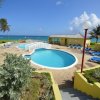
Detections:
90,42,96,45
2,41,6,43
0,53,34,100
84,68,100,84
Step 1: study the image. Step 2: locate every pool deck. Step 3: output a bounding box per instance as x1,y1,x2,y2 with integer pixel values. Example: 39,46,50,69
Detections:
0,44,99,87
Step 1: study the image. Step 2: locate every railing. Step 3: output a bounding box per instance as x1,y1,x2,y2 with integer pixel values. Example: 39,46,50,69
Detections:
25,42,52,51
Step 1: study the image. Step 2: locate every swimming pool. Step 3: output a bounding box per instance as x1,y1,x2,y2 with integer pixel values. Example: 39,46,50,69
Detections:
24,48,78,69
18,43,30,50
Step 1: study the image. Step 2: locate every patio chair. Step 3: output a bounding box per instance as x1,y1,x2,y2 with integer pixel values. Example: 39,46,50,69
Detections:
89,56,100,63
85,48,91,51
72,44,78,49
73,44,82,49
77,45,83,49
71,44,76,48
91,51,100,56
67,44,72,48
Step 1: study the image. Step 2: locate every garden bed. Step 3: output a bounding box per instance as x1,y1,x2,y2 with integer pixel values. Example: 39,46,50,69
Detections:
74,66,100,99
21,72,55,100
0,54,61,100
83,68,100,84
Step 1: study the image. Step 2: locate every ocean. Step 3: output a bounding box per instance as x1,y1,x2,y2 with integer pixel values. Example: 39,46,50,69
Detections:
0,35,100,43
0,35,48,41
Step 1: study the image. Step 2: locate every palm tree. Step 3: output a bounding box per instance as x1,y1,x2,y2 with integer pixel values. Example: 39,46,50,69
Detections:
90,25,100,43
0,1,10,32
0,18,10,32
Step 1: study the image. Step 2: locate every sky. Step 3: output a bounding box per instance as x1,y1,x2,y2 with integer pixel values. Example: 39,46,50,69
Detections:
0,0,100,36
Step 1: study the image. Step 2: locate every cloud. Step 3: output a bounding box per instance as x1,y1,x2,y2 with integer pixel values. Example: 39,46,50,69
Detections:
70,12,100,32
56,1,63,6
69,27,73,31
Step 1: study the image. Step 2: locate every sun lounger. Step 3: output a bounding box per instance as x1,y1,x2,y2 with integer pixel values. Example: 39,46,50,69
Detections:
77,45,83,49
71,44,76,48
72,44,77,48
71,44,82,49
74,45,82,49
67,44,72,48
85,48,91,51
68,44,82,49
84,48,93,53
89,56,100,63
91,52,100,56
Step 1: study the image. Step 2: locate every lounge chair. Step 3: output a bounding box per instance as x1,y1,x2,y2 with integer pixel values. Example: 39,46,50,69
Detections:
91,52,100,56
77,45,83,49
74,44,82,49
84,48,93,53
72,44,77,49
88,50,94,54
71,44,76,48
89,56,100,63
85,48,91,51
67,44,72,48
71,44,82,49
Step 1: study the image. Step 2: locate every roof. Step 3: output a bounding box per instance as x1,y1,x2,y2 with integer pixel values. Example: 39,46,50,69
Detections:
49,34,84,38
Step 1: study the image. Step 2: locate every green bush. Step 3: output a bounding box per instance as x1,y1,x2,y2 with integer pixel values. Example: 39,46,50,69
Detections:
0,40,8,43
89,42,96,49
90,42,96,45
1,41,6,43
0,40,17,44
0,53,34,100
84,68,100,84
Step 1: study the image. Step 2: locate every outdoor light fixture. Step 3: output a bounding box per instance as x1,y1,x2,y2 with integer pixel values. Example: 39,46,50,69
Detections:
81,21,90,73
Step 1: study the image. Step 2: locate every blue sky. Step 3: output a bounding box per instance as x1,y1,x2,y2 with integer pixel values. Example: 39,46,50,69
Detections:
0,0,100,36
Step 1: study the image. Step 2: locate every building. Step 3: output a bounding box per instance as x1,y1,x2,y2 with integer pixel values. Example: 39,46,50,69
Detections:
48,34,91,46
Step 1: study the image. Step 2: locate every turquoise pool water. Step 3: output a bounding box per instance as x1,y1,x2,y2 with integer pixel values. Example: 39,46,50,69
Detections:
18,43,29,49
18,43,27,49
24,48,77,69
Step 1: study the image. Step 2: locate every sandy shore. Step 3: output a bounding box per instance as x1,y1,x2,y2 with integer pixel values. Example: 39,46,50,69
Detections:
0,44,99,87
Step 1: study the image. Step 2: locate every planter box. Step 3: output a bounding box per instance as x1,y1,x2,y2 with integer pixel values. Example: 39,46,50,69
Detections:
36,71,62,100
74,66,100,99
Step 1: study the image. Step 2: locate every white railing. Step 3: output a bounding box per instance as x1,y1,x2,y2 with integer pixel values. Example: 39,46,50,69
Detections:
26,42,51,51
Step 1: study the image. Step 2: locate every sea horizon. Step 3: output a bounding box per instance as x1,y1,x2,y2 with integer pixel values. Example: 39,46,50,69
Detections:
0,35,49,41
0,35,100,42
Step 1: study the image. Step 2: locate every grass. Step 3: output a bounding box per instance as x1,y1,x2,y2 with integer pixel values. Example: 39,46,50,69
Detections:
21,72,55,100
83,68,100,84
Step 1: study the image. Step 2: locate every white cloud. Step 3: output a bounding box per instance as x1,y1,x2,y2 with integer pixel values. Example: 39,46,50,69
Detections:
70,12,100,32
56,1,63,6
69,27,73,31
